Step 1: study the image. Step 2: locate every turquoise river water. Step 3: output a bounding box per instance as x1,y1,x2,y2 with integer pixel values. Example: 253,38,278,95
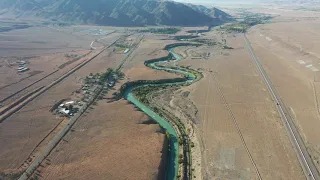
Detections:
124,46,197,180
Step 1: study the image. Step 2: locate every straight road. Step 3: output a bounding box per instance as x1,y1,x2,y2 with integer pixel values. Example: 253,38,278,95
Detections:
244,34,320,180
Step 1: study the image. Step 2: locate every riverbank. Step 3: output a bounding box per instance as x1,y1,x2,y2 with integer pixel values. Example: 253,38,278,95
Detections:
116,43,203,180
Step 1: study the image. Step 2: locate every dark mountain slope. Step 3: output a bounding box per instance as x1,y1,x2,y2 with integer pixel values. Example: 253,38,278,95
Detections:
186,4,233,21
0,0,232,26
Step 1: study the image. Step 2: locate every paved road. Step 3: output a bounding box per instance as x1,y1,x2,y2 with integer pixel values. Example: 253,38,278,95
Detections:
244,34,320,180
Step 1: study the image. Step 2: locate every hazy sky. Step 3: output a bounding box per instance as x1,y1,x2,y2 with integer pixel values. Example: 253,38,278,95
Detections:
172,0,259,5
173,0,217,5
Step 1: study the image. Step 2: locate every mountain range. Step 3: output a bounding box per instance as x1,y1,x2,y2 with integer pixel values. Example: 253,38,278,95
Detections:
0,0,232,26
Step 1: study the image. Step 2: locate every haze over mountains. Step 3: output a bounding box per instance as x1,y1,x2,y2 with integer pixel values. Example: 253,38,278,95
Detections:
175,0,320,6
0,0,232,26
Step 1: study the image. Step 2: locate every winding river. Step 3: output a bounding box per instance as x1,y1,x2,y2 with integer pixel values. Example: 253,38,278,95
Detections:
123,44,200,180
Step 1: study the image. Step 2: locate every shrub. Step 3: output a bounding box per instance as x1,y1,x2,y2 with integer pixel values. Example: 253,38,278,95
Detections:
178,158,183,164
191,142,195,148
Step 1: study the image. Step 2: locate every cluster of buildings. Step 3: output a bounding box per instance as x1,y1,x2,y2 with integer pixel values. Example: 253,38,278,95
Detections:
56,100,81,117
52,70,119,119
107,74,117,88
53,84,99,118
81,75,105,103
123,49,130,54
17,61,29,73
82,84,101,101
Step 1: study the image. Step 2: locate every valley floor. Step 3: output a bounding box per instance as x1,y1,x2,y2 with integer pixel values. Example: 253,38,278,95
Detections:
171,32,305,179
2,6,320,179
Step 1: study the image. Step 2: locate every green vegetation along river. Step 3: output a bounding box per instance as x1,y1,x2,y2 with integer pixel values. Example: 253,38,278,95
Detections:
123,44,201,180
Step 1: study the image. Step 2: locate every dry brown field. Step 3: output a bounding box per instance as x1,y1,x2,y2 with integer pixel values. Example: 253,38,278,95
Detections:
170,31,305,179
0,30,123,106
0,50,89,102
123,35,179,81
0,27,171,179
3,7,320,179
0,47,123,173
0,27,90,57
247,13,320,174
36,97,167,180
31,35,181,180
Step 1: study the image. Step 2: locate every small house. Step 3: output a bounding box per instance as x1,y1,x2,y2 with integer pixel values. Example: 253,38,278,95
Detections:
123,49,129,54
108,81,115,87
18,67,29,73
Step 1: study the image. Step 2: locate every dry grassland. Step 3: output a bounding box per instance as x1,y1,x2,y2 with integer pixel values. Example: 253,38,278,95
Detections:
123,35,181,81
0,31,122,106
173,33,304,179
0,47,122,172
0,31,130,173
0,27,90,57
36,98,167,180
2,11,319,179
0,50,89,102
247,17,320,173
30,36,181,179
0,33,180,179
